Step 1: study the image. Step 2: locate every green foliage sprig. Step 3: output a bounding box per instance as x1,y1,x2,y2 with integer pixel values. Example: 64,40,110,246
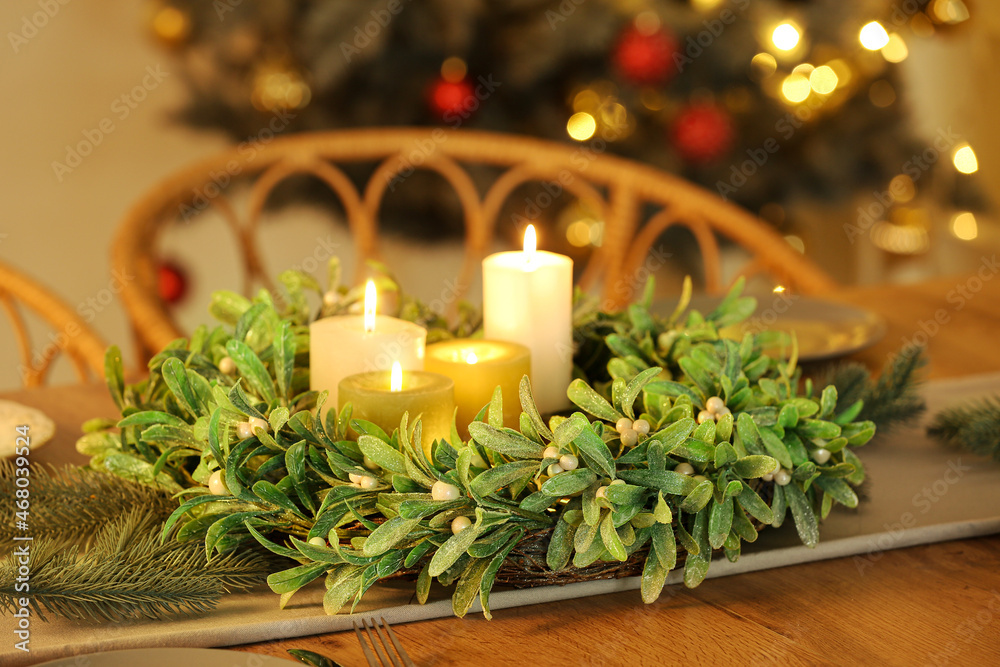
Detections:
822,344,927,432
0,509,273,622
927,395,1000,462
0,463,176,550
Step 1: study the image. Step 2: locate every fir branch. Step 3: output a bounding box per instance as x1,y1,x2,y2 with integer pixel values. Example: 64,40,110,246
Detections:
927,395,1000,462
0,509,276,623
0,463,177,550
825,345,927,433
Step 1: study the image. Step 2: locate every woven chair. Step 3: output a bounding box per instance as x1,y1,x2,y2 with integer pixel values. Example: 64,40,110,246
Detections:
113,128,835,358
0,261,107,387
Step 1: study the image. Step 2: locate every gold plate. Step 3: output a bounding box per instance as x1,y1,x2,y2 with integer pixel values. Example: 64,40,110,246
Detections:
667,295,886,362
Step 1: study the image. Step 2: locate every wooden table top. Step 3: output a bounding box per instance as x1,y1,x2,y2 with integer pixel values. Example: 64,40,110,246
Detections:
5,275,999,666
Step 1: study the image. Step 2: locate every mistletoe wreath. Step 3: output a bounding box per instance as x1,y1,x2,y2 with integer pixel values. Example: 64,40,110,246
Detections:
1,262,924,622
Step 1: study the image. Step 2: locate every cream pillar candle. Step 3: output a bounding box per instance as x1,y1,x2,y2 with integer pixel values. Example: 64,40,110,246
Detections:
338,362,455,454
425,339,530,436
310,281,426,408
482,225,573,414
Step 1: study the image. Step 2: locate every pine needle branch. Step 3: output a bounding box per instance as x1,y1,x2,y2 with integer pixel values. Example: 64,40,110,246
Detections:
0,463,177,550
824,345,927,434
927,395,1000,462
0,509,278,623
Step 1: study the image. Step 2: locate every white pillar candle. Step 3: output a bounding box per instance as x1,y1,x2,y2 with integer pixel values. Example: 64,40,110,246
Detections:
483,225,573,414
310,281,426,409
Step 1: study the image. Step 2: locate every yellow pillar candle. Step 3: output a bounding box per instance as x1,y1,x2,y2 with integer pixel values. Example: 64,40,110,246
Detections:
483,225,573,414
338,362,455,454
310,281,426,408
425,339,531,437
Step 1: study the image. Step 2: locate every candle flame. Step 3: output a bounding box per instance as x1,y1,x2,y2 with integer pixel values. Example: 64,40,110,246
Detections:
465,351,478,365
364,280,377,333
390,361,402,392
523,224,536,265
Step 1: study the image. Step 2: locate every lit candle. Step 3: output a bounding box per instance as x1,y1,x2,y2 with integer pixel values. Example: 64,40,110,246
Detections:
310,280,426,408
483,225,573,414
425,339,531,436
338,361,455,455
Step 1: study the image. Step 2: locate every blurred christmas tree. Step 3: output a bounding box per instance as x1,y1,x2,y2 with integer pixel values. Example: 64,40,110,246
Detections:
147,0,985,276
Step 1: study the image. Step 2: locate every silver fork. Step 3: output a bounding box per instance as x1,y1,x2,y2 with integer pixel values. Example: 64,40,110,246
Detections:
354,616,416,667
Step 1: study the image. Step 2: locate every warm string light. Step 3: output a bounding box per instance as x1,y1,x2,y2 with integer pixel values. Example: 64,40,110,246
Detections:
390,361,402,392
523,224,537,267
953,144,979,174
951,212,978,241
771,22,801,51
567,112,597,141
465,351,479,365
364,280,377,333
859,21,890,50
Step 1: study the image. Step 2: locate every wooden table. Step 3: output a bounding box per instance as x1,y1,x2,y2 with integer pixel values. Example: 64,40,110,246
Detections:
6,276,1000,666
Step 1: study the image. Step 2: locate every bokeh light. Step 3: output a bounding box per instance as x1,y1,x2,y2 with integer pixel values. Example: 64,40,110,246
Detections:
931,0,970,25
772,23,801,51
869,80,896,107
950,212,978,240
809,66,838,94
567,112,597,141
441,57,468,83
881,33,909,63
750,53,778,80
953,144,979,174
781,72,811,103
859,21,890,50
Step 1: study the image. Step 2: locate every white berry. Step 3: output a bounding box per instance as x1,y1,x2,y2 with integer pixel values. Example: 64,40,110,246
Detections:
812,448,832,465
470,450,488,468
218,356,236,375
208,470,228,496
547,463,564,476
697,410,716,424
236,422,254,440
633,419,650,435
308,536,326,547
610,479,626,486
762,473,774,482
706,397,726,414
348,473,363,484
675,463,695,476
359,476,378,490
451,516,472,534
543,446,560,459
620,428,639,448
559,454,579,471
362,455,380,470
716,407,732,418
431,481,461,501
595,485,609,499
615,418,633,434
774,469,792,486
249,417,269,433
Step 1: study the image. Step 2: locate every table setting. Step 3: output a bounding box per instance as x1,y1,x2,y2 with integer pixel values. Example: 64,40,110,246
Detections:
4,1,1000,663
3,236,999,666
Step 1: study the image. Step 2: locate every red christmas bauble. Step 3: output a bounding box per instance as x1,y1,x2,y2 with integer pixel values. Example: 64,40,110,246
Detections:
428,77,477,121
613,24,679,85
670,104,734,164
158,261,188,304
